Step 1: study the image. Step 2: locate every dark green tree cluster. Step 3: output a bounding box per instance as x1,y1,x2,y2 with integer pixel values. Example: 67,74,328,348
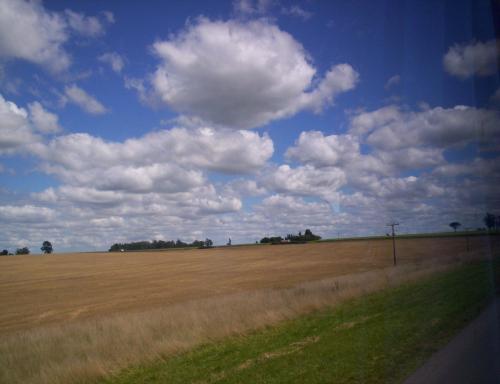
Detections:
41,241,53,254
200,238,214,248
260,229,321,244
1,241,52,256
109,238,213,252
260,236,283,244
285,229,321,242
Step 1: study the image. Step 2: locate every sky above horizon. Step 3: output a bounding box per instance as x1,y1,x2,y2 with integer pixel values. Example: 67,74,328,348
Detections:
0,0,499,252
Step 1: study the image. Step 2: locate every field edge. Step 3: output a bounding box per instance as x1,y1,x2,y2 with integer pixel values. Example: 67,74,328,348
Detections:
104,259,499,384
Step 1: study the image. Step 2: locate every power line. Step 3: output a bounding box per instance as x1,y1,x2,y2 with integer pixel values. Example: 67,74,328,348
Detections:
386,222,399,266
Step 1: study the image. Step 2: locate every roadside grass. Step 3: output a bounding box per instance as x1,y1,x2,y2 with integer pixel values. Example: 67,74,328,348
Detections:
106,259,499,384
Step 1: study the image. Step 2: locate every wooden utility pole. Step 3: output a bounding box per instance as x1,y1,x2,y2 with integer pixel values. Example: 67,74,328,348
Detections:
386,222,399,266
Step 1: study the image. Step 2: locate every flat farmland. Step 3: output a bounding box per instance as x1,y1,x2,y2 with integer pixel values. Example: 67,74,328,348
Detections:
0,236,495,334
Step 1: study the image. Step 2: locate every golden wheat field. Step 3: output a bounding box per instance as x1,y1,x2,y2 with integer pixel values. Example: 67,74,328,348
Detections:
0,236,495,334
1,235,499,384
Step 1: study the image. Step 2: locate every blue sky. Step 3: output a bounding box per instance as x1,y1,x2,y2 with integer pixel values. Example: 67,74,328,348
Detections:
0,0,499,252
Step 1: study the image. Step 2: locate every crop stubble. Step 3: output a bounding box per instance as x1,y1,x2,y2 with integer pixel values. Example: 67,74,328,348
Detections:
0,236,494,334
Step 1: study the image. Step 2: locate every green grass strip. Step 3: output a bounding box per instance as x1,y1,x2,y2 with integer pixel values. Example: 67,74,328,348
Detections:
105,260,499,384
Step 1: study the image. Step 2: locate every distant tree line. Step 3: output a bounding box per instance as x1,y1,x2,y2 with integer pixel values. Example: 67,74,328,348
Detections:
109,238,213,252
260,236,283,244
260,229,321,244
1,247,30,256
0,240,54,256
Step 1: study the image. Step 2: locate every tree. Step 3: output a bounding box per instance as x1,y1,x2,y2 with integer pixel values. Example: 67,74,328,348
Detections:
449,222,461,232
0,250,8,256
260,236,282,244
41,240,53,254
176,239,187,248
484,213,496,230
16,247,30,255
270,236,283,244
205,238,213,248
304,229,321,241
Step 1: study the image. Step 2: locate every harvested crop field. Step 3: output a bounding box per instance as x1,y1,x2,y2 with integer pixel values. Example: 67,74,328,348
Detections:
0,236,497,334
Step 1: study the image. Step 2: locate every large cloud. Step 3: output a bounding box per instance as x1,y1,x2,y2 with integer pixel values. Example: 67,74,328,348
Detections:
285,105,500,188
0,0,69,72
64,164,205,194
32,126,273,178
0,94,61,153
0,94,37,152
26,125,271,231
277,101,500,235
16,122,274,250
34,184,242,217
443,40,499,79
285,131,360,167
262,164,346,200
286,129,445,173
253,194,338,227
0,0,111,72
350,105,500,150
146,18,358,128
0,204,56,223
28,101,62,133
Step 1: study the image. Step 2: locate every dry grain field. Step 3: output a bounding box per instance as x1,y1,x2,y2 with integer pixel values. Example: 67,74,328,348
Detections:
0,236,498,384
0,236,496,334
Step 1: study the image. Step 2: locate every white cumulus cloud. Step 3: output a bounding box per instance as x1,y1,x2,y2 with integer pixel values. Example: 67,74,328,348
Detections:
0,94,36,152
145,18,358,128
0,0,70,72
98,52,125,73
32,126,273,178
0,94,62,153
443,39,499,79
28,101,62,134
353,105,500,150
0,204,56,223
285,131,360,167
262,164,346,200
63,84,108,115
0,0,112,73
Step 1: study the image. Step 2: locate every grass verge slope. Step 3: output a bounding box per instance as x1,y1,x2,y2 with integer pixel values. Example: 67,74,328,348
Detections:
106,260,499,384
